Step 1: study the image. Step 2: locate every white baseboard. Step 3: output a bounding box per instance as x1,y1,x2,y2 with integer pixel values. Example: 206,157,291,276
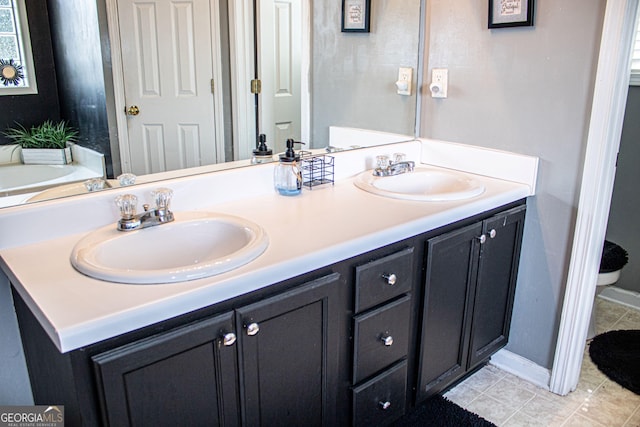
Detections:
599,285,640,311
490,349,551,391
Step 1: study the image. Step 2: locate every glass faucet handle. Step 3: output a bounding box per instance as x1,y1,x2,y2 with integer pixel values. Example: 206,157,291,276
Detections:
393,152,407,163
84,178,106,192
151,188,173,211
115,194,138,219
117,173,137,187
376,155,390,169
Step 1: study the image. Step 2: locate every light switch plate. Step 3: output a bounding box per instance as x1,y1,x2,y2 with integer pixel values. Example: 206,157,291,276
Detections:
431,68,448,98
397,67,412,96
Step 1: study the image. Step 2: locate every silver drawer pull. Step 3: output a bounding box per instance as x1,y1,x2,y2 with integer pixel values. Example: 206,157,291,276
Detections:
381,335,394,346
381,273,397,285
379,401,391,410
489,228,497,238
246,322,260,336
477,234,487,244
222,332,236,346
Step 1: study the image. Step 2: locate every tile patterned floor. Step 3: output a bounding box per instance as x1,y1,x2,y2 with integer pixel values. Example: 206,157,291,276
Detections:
445,297,640,426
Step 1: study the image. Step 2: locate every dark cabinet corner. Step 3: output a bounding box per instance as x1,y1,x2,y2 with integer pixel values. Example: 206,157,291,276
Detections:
92,312,240,426
416,203,526,402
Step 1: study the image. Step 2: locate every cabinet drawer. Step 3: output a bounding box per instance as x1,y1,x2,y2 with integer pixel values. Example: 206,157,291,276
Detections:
355,247,414,313
352,360,407,427
353,295,411,383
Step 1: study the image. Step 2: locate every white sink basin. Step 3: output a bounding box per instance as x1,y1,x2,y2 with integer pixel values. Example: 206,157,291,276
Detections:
354,167,485,201
70,211,268,284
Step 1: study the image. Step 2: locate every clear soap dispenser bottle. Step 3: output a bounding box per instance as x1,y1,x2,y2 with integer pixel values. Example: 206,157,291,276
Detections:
274,138,302,196
251,134,274,164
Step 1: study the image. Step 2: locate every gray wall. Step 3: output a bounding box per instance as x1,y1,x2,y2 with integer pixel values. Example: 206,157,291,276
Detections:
311,0,421,146
420,0,605,369
605,86,640,293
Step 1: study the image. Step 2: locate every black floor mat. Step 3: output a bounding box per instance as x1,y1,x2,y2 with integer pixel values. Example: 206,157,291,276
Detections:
392,394,496,427
589,329,640,395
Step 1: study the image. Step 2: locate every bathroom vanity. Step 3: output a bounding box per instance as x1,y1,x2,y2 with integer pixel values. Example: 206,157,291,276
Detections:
0,138,537,426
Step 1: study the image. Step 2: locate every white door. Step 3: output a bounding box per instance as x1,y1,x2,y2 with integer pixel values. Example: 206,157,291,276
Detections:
258,0,302,153
117,0,223,175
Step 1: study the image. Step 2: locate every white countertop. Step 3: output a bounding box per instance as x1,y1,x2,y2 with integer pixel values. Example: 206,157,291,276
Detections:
0,138,537,353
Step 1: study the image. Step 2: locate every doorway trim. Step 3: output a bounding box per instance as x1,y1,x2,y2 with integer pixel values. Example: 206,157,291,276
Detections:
228,0,256,160
105,0,129,172
549,0,639,395
224,0,311,159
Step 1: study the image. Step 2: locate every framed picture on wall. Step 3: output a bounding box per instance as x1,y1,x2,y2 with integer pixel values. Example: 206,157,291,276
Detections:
342,0,371,33
488,0,535,28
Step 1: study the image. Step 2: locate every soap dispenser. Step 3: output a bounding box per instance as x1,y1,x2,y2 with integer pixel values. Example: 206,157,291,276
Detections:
274,138,302,196
251,134,274,164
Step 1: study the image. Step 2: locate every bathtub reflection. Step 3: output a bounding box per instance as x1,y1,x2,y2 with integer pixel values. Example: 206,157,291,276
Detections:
0,163,103,194
0,144,106,207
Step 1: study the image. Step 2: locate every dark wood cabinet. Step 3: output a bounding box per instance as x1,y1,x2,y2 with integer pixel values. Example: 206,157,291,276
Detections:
468,206,526,369
416,205,526,402
92,312,240,427
353,295,412,384
13,201,526,426
416,221,483,401
235,273,342,427
350,247,415,426
91,273,341,427
352,360,408,427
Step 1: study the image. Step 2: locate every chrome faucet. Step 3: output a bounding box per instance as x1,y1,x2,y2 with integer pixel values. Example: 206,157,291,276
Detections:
373,153,415,177
115,188,175,231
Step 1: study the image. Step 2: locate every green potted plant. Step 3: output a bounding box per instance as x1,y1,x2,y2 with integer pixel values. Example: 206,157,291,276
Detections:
3,120,78,165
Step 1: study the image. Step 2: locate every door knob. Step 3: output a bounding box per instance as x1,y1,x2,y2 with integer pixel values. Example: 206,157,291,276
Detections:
125,105,140,116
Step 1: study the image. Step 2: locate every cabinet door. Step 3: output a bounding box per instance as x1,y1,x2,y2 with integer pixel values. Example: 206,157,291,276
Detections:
92,312,240,427
416,222,482,402
468,206,526,368
236,273,341,427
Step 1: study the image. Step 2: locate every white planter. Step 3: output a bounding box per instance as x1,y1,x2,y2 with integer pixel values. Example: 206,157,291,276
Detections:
21,147,72,165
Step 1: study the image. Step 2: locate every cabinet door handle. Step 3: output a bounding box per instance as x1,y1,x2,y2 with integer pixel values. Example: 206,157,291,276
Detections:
378,401,391,410
246,322,260,336
381,273,397,285
477,234,487,244
489,229,497,239
381,335,394,346
222,332,237,346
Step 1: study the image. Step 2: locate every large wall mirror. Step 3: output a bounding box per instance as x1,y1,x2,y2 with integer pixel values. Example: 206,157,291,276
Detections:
0,0,422,208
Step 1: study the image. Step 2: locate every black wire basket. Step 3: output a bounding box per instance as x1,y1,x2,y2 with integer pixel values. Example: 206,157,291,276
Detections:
300,154,335,189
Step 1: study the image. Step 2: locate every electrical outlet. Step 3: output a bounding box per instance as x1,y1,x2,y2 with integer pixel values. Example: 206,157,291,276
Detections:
397,67,413,96
430,68,448,98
